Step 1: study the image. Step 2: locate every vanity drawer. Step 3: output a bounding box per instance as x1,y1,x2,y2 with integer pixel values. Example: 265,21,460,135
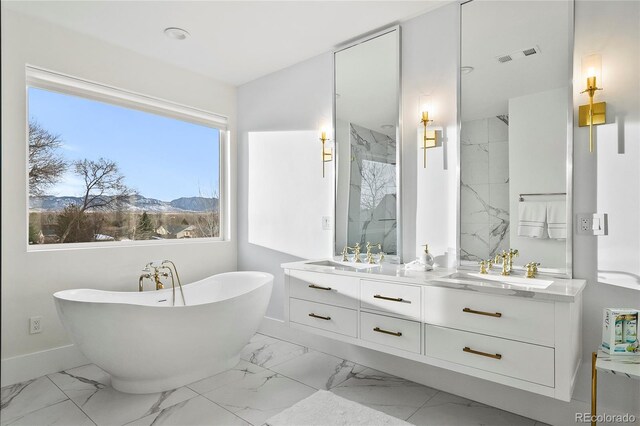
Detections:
360,312,421,353
425,325,554,387
424,287,555,346
361,280,421,320
289,270,359,309
290,298,357,337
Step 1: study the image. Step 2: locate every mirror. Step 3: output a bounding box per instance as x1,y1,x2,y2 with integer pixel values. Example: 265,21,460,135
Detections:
459,0,573,275
334,27,401,262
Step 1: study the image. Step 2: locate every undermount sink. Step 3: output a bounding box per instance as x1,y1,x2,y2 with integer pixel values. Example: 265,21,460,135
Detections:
448,272,554,289
305,260,380,270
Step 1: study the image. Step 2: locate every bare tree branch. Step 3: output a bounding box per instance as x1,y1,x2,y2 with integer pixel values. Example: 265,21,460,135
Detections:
59,158,135,242
28,120,67,195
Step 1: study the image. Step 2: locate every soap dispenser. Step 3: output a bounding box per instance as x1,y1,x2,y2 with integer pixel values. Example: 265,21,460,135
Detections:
420,244,434,271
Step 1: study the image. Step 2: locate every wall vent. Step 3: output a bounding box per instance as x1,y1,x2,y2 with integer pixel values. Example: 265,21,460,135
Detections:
496,45,541,63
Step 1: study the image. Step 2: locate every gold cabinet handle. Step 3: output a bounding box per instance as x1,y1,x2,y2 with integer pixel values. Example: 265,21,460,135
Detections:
463,346,502,360
373,327,402,337
462,307,502,318
309,313,331,320
308,284,332,291
373,294,405,302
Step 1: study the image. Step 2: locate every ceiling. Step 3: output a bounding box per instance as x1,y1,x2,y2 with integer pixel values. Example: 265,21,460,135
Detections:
3,0,448,86
461,0,571,121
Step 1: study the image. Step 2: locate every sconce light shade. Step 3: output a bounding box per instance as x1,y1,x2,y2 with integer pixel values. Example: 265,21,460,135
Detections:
579,54,606,153
419,95,433,123
320,126,330,141
418,94,437,168
581,54,602,90
319,125,332,178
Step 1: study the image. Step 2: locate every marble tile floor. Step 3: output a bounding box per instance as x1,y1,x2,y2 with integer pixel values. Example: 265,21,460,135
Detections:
1,333,548,426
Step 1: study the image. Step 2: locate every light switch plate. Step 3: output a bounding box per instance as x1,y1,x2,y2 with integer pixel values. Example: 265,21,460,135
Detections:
592,213,608,235
322,216,332,231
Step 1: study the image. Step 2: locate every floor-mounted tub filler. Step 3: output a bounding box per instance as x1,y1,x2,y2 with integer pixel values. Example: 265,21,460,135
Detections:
53,270,273,394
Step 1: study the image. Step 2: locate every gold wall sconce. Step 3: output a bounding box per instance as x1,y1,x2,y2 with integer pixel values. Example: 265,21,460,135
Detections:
579,54,606,152
319,127,333,178
419,95,437,168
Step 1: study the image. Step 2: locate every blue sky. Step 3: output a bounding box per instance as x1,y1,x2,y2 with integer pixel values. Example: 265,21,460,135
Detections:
29,87,220,201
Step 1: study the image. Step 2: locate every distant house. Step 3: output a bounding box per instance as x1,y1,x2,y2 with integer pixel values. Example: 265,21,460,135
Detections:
155,224,196,239
155,225,170,236
176,225,196,239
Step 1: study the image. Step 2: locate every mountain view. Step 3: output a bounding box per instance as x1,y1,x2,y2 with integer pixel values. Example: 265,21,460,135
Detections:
29,195,219,213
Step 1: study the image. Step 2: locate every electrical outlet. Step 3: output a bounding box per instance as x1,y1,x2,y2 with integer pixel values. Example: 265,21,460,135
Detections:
29,316,42,334
576,214,593,235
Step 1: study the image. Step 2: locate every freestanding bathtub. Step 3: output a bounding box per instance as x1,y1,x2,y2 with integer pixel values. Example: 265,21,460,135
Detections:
53,271,273,394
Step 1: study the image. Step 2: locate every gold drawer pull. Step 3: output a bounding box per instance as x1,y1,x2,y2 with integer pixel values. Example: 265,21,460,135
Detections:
374,294,405,302
309,313,331,321
463,346,502,360
373,327,402,337
462,307,502,318
309,284,332,291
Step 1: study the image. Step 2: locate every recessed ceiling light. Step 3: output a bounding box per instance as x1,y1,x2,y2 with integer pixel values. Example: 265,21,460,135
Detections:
164,27,190,41
380,124,395,130
461,66,474,74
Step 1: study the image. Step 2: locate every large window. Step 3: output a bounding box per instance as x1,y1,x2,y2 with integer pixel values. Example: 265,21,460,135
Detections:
27,68,226,246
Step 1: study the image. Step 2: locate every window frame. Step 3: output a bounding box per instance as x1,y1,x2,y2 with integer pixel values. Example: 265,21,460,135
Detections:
25,65,229,251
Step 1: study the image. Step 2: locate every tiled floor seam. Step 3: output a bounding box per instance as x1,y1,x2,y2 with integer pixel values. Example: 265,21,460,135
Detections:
44,374,98,426
405,390,442,425
195,387,265,426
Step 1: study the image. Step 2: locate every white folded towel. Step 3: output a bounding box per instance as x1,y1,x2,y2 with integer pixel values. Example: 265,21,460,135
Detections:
547,200,567,240
518,201,547,238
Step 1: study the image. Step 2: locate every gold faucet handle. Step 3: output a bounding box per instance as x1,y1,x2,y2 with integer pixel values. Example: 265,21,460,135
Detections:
341,246,350,261
485,259,494,269
525,263,534,278
366,242,382,252
510,248,519,258
479,261,488,274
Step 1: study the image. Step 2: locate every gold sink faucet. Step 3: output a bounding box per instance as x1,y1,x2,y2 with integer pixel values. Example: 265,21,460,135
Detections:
496,248,519,276
347,243,361,263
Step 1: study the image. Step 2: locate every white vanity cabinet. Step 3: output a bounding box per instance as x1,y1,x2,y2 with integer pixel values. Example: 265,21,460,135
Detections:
283,263,584,402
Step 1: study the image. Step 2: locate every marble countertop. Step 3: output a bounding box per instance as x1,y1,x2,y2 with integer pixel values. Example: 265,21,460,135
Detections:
281,259,586,302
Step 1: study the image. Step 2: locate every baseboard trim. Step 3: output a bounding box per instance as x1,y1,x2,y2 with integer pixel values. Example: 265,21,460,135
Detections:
258,316,639,426
1,344,89,387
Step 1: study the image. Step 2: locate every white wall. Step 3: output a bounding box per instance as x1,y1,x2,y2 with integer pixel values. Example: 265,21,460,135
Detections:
237,52,333,320
1,9,237,382
238,1,640,423
247,130,333,259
